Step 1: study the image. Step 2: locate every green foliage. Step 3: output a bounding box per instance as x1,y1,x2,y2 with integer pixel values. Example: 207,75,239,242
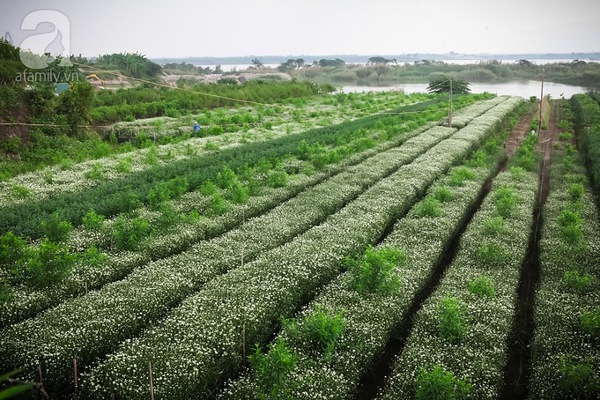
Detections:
494,186,519,218
285,307,346,360
25,240,76,288
229,181,250,204
216,166,238,189
580,307,600,337
512,134,539,171
111,216,152,251
558,132,574,141
427,76,470,94
9,185,31,199
82,209,105,231
415,365,472,400
0,369,34,399
40,213,72,244
438,297,468,343
209,193,228,216
433,186,454,203
347,247,406,295
466,149,489,168
115,156,133,173
468,275,496,297
558,209,584,246
477,242,506,266
449,167,476,186
79,245,107,269
268,169,289,188
84,163,105,181
482,216,506,236
200,180,218,196
567,183,585,202
58,81,95,135
559,355,600,398
248,337,297,398
0,232,27,270
563,270,596,293
415,196,443,218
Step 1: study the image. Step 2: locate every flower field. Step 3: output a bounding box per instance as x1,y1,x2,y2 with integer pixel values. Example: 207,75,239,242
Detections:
2,91,598,400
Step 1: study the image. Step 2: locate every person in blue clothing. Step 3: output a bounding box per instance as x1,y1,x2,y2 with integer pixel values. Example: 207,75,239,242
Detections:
193,121,201,133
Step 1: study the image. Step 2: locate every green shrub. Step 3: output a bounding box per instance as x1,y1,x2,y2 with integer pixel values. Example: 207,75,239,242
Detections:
216,166,238,190
494,186,518,218
449,167,476,186
210,193,228,216
438,297,468,343
434,186,454,203
10,185,31,199
415,365,472,400
111,216,152,251
248,337,297,398
115,156,132,173
84,163,105,181
509,166,526,181
468,275,496,297
0,232,27,274
559,132,574,141
40,213,72,244
347,247,405,295
268,169,289,188
477,242,506,266
563,270,596,293
79,245,107,269
580,307,600,337
229,181,250,204
116,188,142,213
559,355,599,397
482,216,506,237
558,209,584,246
466,150,488,168
82,209,105,231
200,180,218,196
286,308,346,360
568,183,585,202
415,196,442,218
25,240,76,288
143,146,159,166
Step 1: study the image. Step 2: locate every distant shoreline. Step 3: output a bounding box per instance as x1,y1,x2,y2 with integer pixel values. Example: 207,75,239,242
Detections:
150,52,600,66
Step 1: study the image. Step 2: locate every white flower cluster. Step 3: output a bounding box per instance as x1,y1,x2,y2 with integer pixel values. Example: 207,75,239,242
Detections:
449,95,510,128
0,99,443,328
219,97,524,399
0,92,420,207
379,151,539,399
0,115,460,391
528,152,600,399
82,99,521,399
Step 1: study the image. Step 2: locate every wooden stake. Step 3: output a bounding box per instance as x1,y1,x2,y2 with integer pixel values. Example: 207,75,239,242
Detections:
148,361,154,400
242,323,246,363
73,357,78,392
38,362,43,386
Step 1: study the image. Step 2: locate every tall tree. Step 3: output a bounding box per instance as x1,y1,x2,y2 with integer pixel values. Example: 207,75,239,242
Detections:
427,76,470,94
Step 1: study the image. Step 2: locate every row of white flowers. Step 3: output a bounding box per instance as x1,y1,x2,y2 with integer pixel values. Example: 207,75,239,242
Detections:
1,108,443,327
81,99,521,398
218,114,514,399
528,151,600,399
0,120,460,390
379,152,539,398
450,95,510,128
0,92,421,207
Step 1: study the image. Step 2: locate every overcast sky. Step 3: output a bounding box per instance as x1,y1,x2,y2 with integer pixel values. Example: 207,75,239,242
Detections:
1,0,599,58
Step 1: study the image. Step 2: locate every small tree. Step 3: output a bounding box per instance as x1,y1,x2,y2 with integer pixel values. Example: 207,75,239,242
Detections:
427,76,470,94
251,58,264,69
58,81,95,135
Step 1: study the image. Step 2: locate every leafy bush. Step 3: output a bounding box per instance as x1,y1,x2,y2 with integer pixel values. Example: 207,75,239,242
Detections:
82,210,105,231
216,166,238,190
25,240,76,288
347,247,405,295
285,308,346,360
209,193,228,216
558,209,584,246
468,275,496,297
248,337,297,398
559,355,600,398
466,150,488,168
437,297,468,343
434,186,454,203
477,242,506,266
268,169,289,188
580,307,600,337
448,167,476,186
415,196,443,218
111,216,152,251
559,132,574,141
563,270,596,293
200,180,218,196
567,183,585,202
40,213,72,244
494,186,518,218
229,181,250,204
415,365,472,400
482,216,506,236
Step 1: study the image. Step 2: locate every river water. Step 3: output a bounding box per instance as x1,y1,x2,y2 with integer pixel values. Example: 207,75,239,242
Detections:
341,80,588,99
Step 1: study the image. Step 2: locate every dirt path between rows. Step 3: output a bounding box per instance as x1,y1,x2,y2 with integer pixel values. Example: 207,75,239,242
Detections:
355,105,537,400
500,99,561,399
